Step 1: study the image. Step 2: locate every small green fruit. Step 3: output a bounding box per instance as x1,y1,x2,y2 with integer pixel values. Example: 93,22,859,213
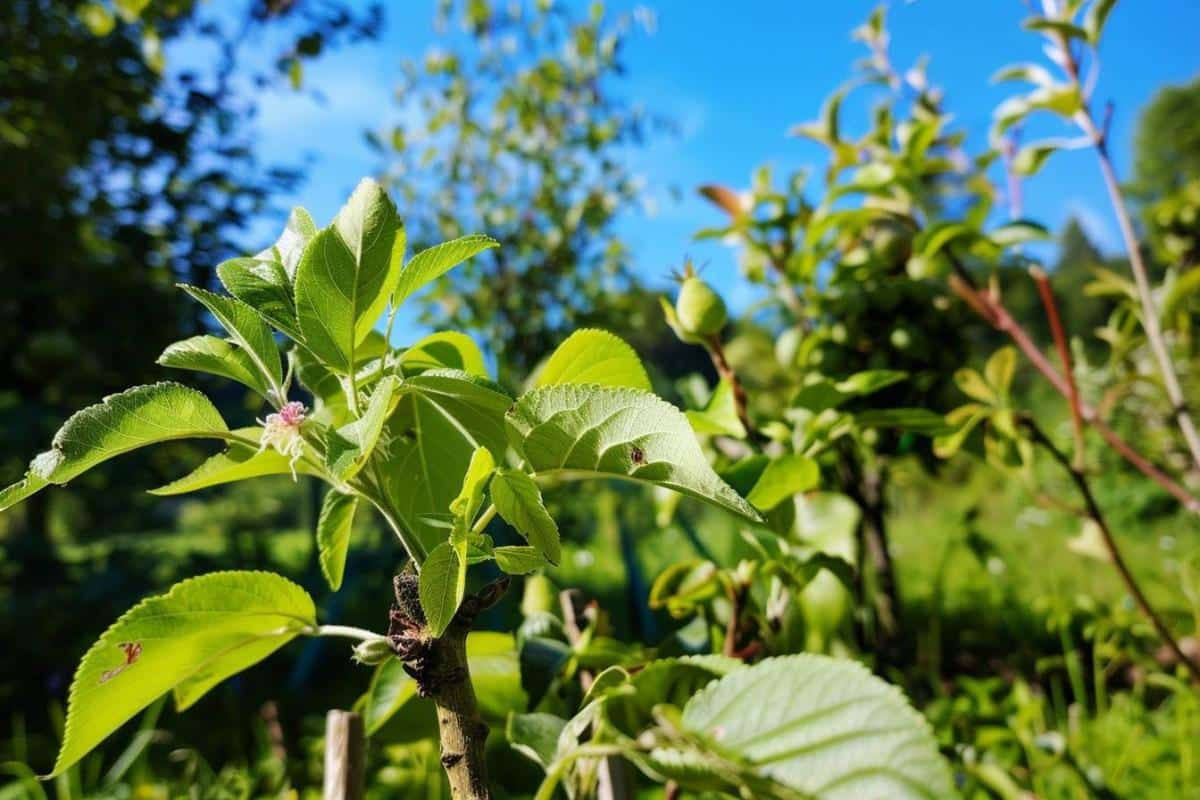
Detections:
675,276,727,337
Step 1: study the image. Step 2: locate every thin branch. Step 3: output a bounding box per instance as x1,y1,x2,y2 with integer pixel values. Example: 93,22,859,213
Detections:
1023,419,1200,683
1060,35,1200,474
705,334,758,442
1031,267,1086,469
945,266,1200,512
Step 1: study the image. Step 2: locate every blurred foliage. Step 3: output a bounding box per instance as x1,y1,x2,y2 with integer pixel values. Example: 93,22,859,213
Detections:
5,1,1200,798
378,0,663,379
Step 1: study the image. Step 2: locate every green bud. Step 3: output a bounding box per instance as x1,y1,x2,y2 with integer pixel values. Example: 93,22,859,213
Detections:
675,276,727,337
351,636,394,665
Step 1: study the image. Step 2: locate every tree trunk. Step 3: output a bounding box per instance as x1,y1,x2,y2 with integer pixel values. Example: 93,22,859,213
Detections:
860,464,902,657
430,623,491,800
388,573,508,800
837,448,902,661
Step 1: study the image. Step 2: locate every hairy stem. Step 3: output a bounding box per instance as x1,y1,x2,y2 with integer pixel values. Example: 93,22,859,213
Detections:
1024,420,1200,683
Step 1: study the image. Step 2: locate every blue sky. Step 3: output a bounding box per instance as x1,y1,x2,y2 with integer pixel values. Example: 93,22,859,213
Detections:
177,0,1200,336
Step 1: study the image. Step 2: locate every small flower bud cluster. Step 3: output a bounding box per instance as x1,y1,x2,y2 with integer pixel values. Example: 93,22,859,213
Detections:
258,401,307,479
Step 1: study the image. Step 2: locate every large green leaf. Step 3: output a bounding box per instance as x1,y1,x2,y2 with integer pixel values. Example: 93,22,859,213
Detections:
255,206,317,278
157,335,268,397
493,546,550,574
400,331,488,377
294,179,405,371
534,329,651,391
326,375,399,479
746,454,819,511
181,285,283,396
491,468,561,563
392,234,498,307
380,371,512,551
506,385,760,523
149,427,310,495
216,257,302,341
687,379,746,438
1,383,229,512
681,654,955,799
317,490,358,591
49,572,315,777
419,542,466,636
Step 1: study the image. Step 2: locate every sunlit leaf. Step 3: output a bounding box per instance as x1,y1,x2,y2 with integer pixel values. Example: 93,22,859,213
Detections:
507,384,761,523
317,490,358,591
681,655,954,799
49,572,315,777
534,329,651,392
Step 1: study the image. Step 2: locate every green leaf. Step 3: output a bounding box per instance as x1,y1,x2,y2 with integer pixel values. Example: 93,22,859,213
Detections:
149,427,309,495
507,713,567,769
181,285,283,397
256,206,317,279
392,234,498,307
360,657,418,736
989,219,1050,247
506,385,761,523
746,454,819,511
157,335,268,397
494,545,550,574
451,446,496,525
855,408,951,435
491,469,561,564
1084,0,1118,43
216,258,302,341
326,375,399,479
0,473,50,514
2,383,229,512
954,368,996,404
420,542,466,636
681,654,955,799
984,346,1017,395
990,62,1055,87
686,379,746,438
1011,142,1061,176
317,490,358,591
534,329,651,392
836,369,907,396
294,179,405,371
379,371,511,551
792,370,907,415
49,572,315,777
400,331,488,377
1023,17,1089,42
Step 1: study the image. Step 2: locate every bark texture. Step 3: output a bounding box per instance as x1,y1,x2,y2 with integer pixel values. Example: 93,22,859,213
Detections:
387,572,509,800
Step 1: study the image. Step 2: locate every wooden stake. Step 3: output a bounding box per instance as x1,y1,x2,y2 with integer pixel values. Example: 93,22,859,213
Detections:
324,710,365,800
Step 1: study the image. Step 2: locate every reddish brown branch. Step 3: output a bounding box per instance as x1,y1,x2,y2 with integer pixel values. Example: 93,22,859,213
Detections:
1024,420,1200,684
1031,267,1086,469
705,334,758,442
946,271,1200,512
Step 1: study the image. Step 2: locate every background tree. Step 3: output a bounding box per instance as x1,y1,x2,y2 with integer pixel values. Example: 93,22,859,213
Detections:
379,0,661,380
